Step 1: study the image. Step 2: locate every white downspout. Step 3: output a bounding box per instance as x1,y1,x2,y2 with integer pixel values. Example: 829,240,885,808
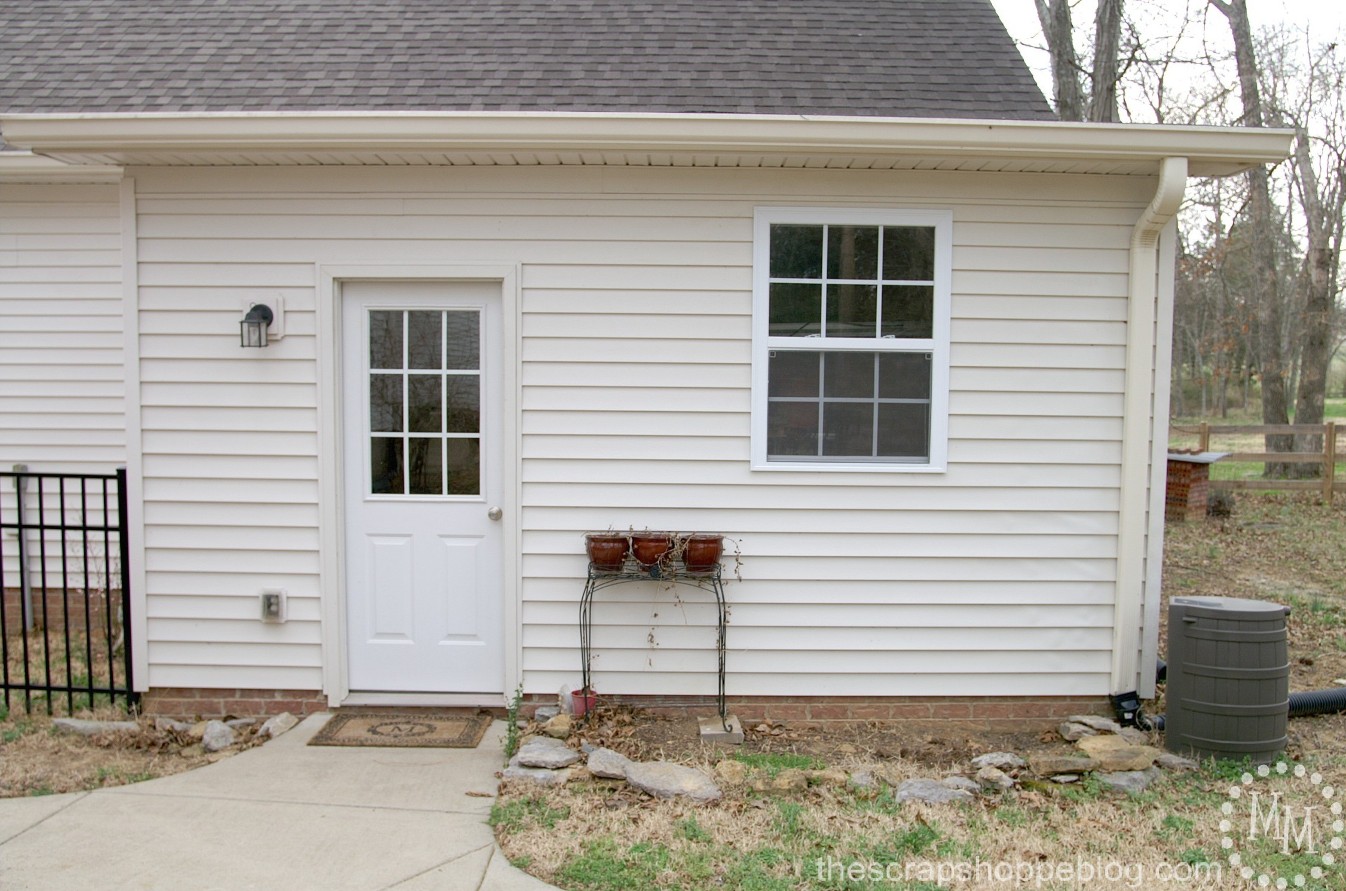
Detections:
1112,156,1187,698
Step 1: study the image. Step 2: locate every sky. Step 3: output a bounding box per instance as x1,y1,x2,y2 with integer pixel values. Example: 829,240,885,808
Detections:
987,0,1346,105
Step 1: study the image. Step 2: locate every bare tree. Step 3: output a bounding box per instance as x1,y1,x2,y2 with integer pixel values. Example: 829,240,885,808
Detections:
1090,0,1124,121
1035,0,1087,120
1210,0,1294,472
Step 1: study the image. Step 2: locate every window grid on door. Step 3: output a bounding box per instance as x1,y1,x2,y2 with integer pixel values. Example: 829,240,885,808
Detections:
368,309,481,496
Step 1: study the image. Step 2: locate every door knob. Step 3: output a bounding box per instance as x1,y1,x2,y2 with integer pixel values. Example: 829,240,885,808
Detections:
487,506,503,521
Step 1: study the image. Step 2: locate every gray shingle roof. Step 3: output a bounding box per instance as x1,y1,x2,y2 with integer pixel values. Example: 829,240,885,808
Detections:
0,0,1053,120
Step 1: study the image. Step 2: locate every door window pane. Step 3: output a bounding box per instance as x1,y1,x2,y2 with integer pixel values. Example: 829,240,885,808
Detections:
408,311,442,369
446,439,480,495
408,374,442,433
371,437,404,494
370,311,403,369
445,312,480,370
407,438,443,495
370,374,403,433
445,377,480,433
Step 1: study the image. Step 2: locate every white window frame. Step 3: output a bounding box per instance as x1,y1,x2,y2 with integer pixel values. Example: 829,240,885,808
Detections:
750,206,952,472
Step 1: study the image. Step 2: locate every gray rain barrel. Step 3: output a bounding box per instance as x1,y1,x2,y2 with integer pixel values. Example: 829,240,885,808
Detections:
1165,596,1290,764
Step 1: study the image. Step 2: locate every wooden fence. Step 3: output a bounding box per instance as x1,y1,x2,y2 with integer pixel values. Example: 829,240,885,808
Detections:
1170,422,1343,502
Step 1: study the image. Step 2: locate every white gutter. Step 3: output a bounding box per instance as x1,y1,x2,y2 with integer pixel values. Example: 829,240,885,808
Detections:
0,112,1293,176
1112,156,1188,697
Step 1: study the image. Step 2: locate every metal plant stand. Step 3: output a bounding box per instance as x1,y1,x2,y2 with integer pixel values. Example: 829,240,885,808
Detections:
579,560,729,730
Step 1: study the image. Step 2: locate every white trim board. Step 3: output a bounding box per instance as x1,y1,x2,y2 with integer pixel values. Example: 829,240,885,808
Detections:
317,264,521,707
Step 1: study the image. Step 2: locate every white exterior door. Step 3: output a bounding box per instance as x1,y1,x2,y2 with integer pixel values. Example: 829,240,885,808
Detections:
341,281,504,694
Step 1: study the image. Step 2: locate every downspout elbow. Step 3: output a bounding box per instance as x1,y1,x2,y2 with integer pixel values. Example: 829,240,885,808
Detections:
1132,156,1188,247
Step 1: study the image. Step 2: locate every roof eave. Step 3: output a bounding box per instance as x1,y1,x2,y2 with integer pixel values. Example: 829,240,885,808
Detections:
0,111,1294,177
0,148,123,182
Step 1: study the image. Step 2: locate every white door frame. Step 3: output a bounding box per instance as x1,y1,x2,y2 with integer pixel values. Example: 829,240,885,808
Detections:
317,264,521,708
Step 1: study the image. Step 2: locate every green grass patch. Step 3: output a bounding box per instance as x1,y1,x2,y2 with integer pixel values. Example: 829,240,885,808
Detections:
555,839,672,891
489,796,570,833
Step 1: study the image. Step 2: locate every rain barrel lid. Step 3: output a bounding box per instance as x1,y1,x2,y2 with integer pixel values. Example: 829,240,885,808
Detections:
1171,595,1290,615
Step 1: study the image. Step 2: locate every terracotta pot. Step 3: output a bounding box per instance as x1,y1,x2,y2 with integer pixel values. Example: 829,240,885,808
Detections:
585,533,629,570
631,532,672,567
682,534,724,571
571,689,598,717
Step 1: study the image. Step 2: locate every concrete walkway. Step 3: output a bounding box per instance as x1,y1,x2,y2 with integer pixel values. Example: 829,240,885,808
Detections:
0,713,554,891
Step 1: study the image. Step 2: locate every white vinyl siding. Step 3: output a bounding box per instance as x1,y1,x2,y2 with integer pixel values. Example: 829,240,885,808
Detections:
128,165,1153,697
0,184,124,470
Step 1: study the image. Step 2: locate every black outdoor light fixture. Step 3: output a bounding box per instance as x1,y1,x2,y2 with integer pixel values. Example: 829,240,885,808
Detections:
240,303,275,348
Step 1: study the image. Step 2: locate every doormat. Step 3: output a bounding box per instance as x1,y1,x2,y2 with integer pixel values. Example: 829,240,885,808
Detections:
308,711,492,748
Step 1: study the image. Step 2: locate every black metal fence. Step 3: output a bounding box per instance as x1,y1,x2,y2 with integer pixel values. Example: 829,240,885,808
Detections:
0,467,136,714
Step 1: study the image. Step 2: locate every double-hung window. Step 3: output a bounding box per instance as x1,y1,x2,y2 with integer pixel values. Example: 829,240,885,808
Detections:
751,207,951,471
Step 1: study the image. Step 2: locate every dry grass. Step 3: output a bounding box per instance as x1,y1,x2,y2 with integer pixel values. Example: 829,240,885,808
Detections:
0,705,261,798
496,491,1346,890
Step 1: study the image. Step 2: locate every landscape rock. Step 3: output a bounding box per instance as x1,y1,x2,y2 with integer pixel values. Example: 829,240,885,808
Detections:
896,778,975,804
585,747,632,779
225,718,257,730
201,720,236,752
1057,722,1097,742
52,718,140,737
1116,727,1152,745
1075,736,1161,771
848,770,881,790
751,769,809,794
1029,753,1100,776
1096,767,1163,795
517,736,581,769
542,714,573,739
941,776,981,794
1049,774,1081,784
1067,715,1123,733
970,752,1025,771
579,741,597,755
1155,752,1199,772
975,765,1016,792
260,712,298,739
154,717,193,733
625,761,721,802
503,756,572,787
534,706,560,722
713,759,749,787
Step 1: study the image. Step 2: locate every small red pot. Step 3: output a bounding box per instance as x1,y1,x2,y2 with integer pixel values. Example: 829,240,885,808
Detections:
631,532,672,567
682,534,724,571
585,533,629,570
571,689,598,717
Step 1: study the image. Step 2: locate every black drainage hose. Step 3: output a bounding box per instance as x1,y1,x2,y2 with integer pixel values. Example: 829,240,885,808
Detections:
1288,688,1346,718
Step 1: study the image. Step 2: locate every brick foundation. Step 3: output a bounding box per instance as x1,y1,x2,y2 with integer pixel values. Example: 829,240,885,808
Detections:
2,587,115,634
140,687,327,720
522,693,1111,729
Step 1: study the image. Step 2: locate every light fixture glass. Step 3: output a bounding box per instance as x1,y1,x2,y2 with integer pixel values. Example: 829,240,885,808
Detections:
240,303,274,348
